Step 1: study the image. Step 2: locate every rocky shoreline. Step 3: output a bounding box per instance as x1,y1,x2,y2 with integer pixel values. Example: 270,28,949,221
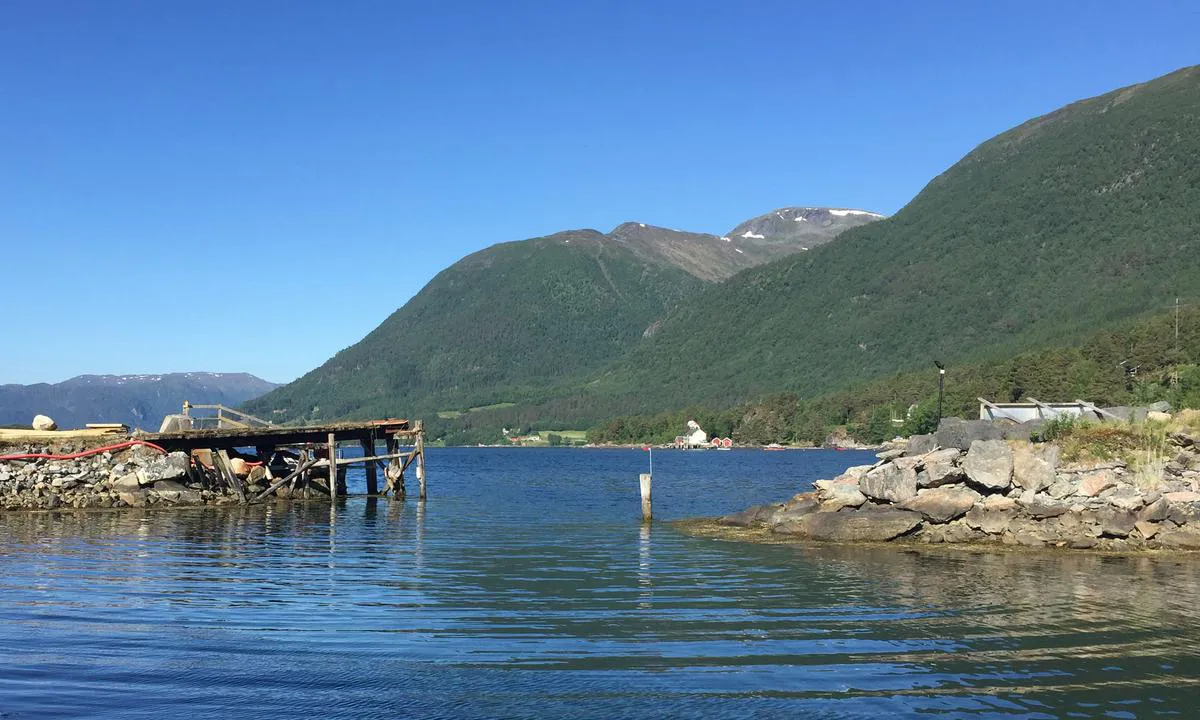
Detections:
715,415,1200,551
0,442,337,511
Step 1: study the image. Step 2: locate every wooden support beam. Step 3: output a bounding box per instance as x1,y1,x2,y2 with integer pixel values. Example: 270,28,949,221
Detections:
336,450,417,466
214,450,246,503
360,436,378,495
256,457,318,501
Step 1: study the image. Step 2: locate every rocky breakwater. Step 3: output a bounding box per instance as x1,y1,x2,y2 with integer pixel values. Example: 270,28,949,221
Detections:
0,443,241,510
720,417,1200,551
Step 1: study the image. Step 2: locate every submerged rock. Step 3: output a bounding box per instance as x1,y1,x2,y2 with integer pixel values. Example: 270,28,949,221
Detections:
774,506,923,542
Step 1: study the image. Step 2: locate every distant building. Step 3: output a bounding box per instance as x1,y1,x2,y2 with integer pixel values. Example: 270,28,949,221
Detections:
674,420,709,448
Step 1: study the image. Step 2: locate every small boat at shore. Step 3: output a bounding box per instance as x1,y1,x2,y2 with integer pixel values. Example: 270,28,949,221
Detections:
763,443,786,451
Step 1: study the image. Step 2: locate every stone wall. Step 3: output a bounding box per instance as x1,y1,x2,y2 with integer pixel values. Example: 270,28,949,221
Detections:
0,444,240,510
0,443,339,510
721,422,1200,551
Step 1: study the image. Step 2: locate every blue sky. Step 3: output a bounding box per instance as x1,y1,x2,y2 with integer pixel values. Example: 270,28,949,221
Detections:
2,1,1197,385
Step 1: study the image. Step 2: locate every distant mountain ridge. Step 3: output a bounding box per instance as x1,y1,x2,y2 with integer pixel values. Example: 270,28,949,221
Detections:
0,372,279,430
243,207,882,424
581,65,1200,412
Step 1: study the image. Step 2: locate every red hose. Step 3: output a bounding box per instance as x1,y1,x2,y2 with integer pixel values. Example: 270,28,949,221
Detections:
0,439,168,462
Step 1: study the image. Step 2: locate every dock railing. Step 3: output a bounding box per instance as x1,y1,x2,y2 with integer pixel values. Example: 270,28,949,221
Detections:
181,401,273,430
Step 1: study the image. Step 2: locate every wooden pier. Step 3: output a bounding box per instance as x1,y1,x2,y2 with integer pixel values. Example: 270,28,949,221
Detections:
141,404,426,503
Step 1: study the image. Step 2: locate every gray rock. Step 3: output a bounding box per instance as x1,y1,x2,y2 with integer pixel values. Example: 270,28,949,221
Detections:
1138,498,1171,522
1166,501,1200,527
1135,520,1160,539
118,489,148,507
819,483,868,511
1002,420,1045,441
774,506,924,542
964,506,1016,535
859,463,918,503
141,452,190,483
1017,494,1070,519
720,504,782,527
917,448,964,488
111,471,144,492
906,434,937,456
151,482,202,504
1012,443,1059,492
1005,518,1051,547
875,448,905,462
1156,527,1200,549
1047,475,1078,499
934,417,1004,450
901,485,980,523
31,414,57,431
962,440,1013,491
770,493,821,522
1100,510,1137,538
1105,485,1145,511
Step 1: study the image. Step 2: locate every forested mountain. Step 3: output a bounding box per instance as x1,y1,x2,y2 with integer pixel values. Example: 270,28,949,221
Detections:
0,373,278,430
251,65,1199,443
587,65,1200,412
244,211,880,423
589,305,1200,447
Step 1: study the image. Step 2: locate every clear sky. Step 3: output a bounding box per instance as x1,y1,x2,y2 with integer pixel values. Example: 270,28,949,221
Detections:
2,1,1197,385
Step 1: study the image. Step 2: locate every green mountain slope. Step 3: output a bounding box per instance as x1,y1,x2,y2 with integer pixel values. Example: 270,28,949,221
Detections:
244,230,703,422
247,210,880,424
590,65,1200,411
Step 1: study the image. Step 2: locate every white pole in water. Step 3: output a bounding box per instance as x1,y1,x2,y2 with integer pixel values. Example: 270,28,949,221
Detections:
640,445,653,522
640,473,652,523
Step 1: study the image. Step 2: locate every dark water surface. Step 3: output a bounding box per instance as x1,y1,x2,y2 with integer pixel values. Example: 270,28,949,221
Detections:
1,448,1198,718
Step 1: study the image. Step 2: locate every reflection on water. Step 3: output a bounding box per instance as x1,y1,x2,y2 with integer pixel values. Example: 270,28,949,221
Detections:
0,449,1197,718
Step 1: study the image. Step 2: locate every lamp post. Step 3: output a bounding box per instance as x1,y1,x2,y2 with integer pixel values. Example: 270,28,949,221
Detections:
934,360,945,420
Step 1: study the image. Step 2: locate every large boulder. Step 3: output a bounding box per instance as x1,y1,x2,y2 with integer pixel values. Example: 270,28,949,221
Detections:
859,463,918,503
901,485,980,523
1012,443,1059,492
31,415,57,431
934,417,1003,450
774,506,923,542
817,482,867,511
141,452,190,483
962,440,1013,491
905,434,937,456
917,448,963,487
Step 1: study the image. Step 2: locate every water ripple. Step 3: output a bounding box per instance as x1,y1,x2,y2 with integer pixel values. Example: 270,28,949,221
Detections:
0,448,1197,718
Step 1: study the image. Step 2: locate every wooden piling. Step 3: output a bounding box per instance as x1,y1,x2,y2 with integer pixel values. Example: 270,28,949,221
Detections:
639,473,652,522
415,428,426,501
327,432,338,498
361,437,378,495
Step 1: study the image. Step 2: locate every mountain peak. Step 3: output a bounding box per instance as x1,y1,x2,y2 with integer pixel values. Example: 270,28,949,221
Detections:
727,206,885,250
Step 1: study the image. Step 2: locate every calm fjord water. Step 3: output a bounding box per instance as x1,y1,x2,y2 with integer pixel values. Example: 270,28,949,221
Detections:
1,448,1197,719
